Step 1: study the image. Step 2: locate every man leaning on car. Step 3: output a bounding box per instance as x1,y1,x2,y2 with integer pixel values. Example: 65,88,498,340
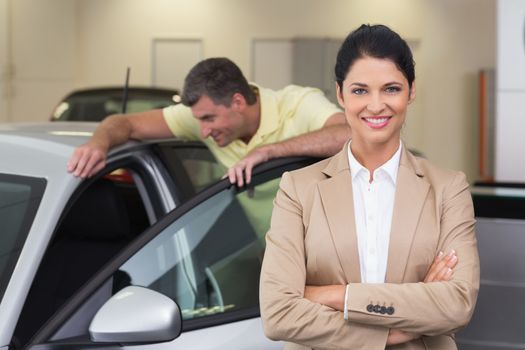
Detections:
67,57,351,185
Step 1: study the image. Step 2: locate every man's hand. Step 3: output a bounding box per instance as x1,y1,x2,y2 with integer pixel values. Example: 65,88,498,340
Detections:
226,146,271,186
66,110,173,178
67,141,108,178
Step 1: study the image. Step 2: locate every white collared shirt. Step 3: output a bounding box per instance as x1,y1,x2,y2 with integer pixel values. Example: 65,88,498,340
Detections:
347,142,402,283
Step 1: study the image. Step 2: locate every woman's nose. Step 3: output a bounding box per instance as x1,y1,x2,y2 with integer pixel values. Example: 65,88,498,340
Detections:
366,94,386,114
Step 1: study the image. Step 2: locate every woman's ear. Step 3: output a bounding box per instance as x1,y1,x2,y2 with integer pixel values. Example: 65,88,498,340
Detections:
408,81,416,104
336,83,345,108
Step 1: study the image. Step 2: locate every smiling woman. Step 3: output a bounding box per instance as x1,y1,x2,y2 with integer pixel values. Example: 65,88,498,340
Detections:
337,56,415,175
260,24,480,350
334,23,416,175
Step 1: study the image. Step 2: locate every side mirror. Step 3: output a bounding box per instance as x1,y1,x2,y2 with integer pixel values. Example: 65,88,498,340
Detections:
89,286,181,343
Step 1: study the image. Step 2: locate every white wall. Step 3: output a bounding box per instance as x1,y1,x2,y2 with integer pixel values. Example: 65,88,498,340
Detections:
9,0,76,122
74,0,426,86
495,0,525,182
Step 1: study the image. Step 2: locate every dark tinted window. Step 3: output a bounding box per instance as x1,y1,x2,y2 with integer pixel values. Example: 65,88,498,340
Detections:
0,174,46,304
14,169,150,346
157,142,226,202
471,185,525,219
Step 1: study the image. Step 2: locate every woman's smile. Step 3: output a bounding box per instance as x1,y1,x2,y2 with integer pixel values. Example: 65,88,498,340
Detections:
362,115,393,129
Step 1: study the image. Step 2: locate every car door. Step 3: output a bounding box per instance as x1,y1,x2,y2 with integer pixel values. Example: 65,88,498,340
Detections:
26,157,318,350
9,152,173,349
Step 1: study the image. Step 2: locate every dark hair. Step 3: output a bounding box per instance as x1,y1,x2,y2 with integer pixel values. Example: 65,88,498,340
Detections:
181,57,257,107
335,24,415,90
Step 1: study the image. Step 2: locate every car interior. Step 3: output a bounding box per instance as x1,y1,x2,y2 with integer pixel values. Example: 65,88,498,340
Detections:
13,171,150,348
145,191,263,320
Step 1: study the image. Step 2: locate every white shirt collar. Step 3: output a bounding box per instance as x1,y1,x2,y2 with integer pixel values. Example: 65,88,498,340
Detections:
347,141,403,184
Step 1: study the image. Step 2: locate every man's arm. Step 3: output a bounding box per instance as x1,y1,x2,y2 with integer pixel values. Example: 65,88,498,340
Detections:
67,109,172,178
227,112,350,186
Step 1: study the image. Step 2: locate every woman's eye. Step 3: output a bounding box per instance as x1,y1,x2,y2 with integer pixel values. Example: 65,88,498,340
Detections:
352,88,367,95
385,86,401,93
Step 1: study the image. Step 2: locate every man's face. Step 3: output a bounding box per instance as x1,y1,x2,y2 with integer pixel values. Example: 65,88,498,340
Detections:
191,95,244,147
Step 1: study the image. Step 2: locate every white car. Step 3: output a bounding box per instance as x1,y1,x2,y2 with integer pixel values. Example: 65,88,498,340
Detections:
0,122,318,350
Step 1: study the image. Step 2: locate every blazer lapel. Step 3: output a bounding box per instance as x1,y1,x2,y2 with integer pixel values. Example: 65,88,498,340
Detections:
318,144,361,283
385,149,430,283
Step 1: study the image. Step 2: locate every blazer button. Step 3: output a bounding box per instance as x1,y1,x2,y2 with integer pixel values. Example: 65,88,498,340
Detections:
386,306,395,315
366,304,374,312
380,306,387,314
373,305,381,313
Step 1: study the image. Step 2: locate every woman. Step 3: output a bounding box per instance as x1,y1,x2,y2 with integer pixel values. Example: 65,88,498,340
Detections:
260,24,479,350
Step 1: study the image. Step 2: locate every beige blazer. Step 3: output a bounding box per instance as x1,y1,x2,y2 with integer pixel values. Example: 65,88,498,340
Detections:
260,143,480,350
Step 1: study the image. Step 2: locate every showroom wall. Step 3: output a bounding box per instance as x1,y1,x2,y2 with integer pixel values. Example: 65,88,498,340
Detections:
0,0,9,123
0,0,76,123
0,0,495,182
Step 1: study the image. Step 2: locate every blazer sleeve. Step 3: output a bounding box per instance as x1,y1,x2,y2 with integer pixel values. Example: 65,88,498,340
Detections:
260,172,389,349
345,171,480,336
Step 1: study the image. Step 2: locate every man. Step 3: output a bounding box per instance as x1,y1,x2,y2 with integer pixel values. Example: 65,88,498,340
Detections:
68,57,351,185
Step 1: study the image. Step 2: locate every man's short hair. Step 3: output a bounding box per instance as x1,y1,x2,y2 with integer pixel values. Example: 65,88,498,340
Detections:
181,57,257,107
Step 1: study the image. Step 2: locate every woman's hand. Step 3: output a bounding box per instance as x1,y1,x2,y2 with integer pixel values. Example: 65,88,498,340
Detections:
304,285,345,311
388,250,459,345
387,329,420,345
424,250,458,282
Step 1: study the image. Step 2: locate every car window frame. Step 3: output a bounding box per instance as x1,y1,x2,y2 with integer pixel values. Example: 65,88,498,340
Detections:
60,157,165,225
29,156,320,347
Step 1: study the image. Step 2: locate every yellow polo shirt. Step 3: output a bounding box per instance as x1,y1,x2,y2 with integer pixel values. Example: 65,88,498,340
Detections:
162,84,341,168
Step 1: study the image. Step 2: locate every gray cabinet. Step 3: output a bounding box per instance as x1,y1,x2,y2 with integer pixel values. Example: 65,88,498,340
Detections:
291,38,342,104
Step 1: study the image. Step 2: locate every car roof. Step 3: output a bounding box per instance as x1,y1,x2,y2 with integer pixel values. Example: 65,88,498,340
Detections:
0,122,191,178
63,86,179,98
0,122,143,178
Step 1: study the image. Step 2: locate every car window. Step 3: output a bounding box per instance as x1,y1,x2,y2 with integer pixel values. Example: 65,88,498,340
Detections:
13,168,152,346
157,142,227,202
116,181,276,327
53,90,178,122
0,174,46,304
106,160,312,333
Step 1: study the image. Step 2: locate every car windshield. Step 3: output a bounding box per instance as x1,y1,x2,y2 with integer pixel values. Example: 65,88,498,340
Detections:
52,89,179,122
0,174,46,303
